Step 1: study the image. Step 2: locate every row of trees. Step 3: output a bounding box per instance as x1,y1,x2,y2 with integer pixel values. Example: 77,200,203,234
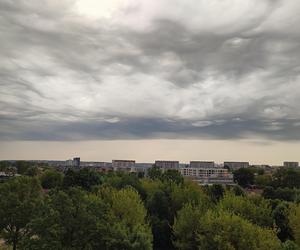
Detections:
233,167,300,203
233,167,300,189
1,167,300,249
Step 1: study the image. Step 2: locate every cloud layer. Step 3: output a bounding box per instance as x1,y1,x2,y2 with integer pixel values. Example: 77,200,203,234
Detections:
1,0,300,140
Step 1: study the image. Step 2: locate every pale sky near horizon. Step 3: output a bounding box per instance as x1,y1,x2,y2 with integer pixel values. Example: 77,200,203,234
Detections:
1,139,299,165
1,0,300,163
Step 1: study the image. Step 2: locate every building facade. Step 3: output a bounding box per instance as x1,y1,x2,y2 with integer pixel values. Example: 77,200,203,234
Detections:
283,161,299,168
112,160,136,172
190,161,215,168
180,167,234,185
73,157,80,167
224,161,249,170
155,160,179,170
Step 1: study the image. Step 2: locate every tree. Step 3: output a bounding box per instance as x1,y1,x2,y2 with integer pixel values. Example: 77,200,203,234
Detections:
218,193,273,227
174,208,281,250
147,166,162,180
272,202,293,242
63,168,102,191
263,186,297,202
97,187,153,249
231,185,245,196
281,240,300,250
142,180,173,250
105,172,145,197
289,204,300,246
15,161,32,175
22,187,105,250
0,177,42,250
255,174,272,188
198,211,281,250
205,184,225,203
233,168,254,187
40,169,63,189
162,169,184,185
144,180,211,250
272,168,300,189
0,161,10,172
173,203,204,250
170,181,212,216
24,166,40,177
145,188,172,249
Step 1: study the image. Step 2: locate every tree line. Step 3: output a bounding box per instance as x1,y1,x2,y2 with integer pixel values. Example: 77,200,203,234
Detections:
1,164,300,249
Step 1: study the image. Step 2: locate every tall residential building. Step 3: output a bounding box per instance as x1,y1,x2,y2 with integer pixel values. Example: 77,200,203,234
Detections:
283,161,299,168
73,157,80,167
155,160,179,170
224,161,249,170
190,161,215,168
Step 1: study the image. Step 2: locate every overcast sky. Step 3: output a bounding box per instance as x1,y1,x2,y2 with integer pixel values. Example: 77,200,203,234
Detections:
1,0,300,163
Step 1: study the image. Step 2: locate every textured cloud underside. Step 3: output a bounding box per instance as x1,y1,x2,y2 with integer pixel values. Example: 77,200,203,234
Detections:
1,0,300,140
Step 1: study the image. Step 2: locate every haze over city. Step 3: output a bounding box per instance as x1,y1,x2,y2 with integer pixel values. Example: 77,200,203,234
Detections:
1,0,300,164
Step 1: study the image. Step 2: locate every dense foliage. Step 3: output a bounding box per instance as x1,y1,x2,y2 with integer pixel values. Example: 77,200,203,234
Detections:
1,165,300,250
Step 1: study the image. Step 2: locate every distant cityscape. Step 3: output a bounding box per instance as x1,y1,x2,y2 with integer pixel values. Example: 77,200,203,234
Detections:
1,158,299,186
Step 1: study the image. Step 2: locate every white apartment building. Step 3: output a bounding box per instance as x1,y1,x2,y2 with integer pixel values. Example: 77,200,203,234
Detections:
180,167,234,185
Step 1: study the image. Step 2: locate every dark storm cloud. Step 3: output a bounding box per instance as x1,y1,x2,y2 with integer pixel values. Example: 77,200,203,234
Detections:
0,0,300,141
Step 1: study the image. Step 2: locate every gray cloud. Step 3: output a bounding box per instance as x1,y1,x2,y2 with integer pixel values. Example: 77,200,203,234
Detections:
0,0,300,141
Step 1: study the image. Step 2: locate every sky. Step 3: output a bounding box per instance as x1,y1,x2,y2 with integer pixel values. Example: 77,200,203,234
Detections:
0,0,300,164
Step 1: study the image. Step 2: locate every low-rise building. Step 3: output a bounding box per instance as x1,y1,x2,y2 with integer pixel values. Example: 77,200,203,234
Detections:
283,161,299,168
135,163,153,176
180,167,234,185
66,159,73,167
0,172,11,182
80,162,113,172
224,161,249,170
112,160,136,172
0,172,20,182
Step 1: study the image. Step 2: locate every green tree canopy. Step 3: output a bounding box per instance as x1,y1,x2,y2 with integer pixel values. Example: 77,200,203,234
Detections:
24,186,152,250
15,161,32,175
162,169,184,185
272,168,300,189
272,201,293,242
233,168,254,187
0,177,42,250
40,169,63,189
96,187,153,250
174,207,281,250
204,184,225,203
22,187,106,250
218,192,273,227
289,204,300,246
147,166,162,180
63,168,102,191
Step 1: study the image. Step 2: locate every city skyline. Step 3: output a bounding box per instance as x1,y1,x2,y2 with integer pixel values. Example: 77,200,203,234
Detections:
1,0,300,162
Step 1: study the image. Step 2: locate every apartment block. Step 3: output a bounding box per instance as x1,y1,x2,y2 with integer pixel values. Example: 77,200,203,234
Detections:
224,161,249,170
154,160,179,170
112,160,136,172
180,167,234,185
190,161,215,168
283,161,299,168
